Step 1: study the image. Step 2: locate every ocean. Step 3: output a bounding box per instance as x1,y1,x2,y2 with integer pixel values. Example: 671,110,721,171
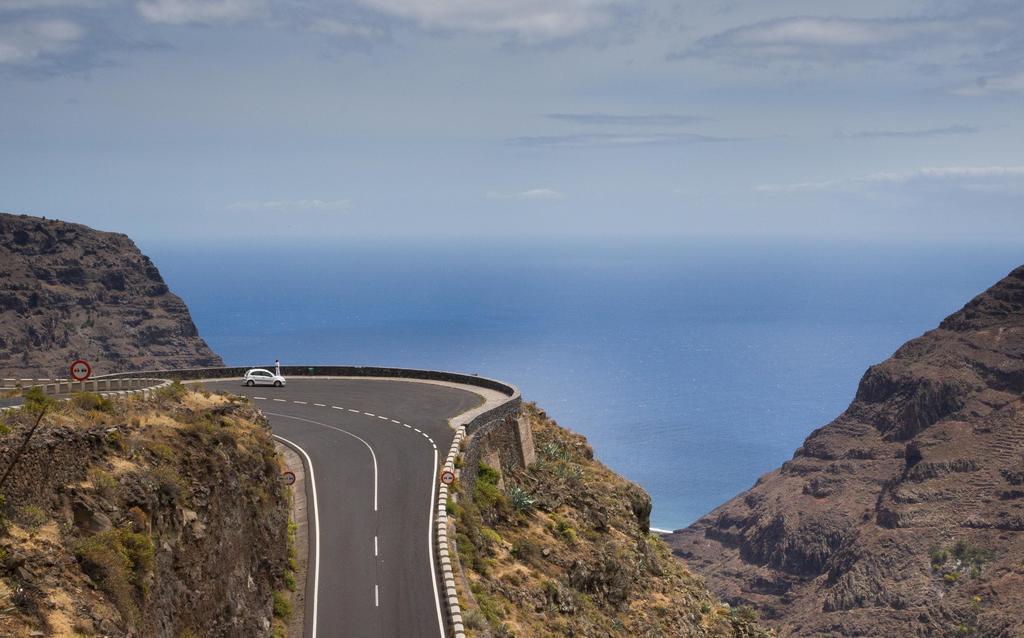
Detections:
145,237,1023,530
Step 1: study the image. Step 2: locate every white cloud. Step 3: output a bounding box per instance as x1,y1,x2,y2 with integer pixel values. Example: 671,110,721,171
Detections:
838,125,978,139
225,198,352,211
507,132,730,147
950,70,1024,96
487,188,564,200
0,0,110,9
310,18,386,40
136,0,266,25
675,14,1007,64
0,18,84,65
352,0,620,40
757,165,1024,193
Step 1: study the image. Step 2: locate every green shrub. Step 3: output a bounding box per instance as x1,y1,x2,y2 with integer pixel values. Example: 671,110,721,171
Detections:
481,527,502,547
464,609,487,630
478,462,501,486
145,441,175,461
540,442,571,461
470,584,504,624
952,540,991,569
930,547,950,569
272,591,292,619
156,380,188,402
75,527,154,620
730,605,759,622
72,392,114,414
106,429,125,451
510,538,541,566
16,505,48,529
446,498,462,518
149,466,185,503
88,468,120,500
506,485,535,512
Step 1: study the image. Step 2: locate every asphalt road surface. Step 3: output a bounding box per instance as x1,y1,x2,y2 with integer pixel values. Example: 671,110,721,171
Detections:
203,378,483,638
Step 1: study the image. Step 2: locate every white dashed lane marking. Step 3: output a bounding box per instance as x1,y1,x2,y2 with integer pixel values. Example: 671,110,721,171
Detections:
249,393,439,448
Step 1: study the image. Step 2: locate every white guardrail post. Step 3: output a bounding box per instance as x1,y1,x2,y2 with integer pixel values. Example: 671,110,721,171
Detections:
437,425,467,638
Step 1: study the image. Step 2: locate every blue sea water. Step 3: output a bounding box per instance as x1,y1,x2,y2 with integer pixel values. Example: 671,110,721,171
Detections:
145,238,1023,530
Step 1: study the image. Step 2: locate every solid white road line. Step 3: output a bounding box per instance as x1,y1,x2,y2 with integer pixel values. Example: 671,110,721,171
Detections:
429,447,446,638
261,398,445,637
266,412,380,513
272,434,320,638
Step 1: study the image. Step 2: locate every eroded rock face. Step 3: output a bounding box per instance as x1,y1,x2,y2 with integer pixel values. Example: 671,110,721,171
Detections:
0,213,223,376
666,265,1024,637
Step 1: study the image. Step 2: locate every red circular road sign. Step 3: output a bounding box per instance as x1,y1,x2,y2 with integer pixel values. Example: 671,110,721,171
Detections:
440,470,455,486
280,471,296,486
69,359,92,382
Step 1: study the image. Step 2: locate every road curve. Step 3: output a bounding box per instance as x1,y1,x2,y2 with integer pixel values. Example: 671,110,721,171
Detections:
203,378,484,638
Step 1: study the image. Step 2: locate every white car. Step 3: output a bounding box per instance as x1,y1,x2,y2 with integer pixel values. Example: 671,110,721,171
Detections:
243,369,286,387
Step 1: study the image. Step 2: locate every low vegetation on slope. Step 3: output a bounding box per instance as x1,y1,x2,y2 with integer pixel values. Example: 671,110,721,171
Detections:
0,383,290,637
449,403,771,638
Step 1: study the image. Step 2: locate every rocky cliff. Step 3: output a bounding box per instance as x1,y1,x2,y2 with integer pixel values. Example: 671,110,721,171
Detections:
0,213,222,377
450,403,771,637
666,266,1024,637
0,384,291,637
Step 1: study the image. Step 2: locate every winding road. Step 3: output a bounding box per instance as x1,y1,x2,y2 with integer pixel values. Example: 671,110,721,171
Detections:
202,377,484,638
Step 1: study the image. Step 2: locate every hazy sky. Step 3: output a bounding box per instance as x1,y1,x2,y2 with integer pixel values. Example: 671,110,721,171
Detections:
1,0,1022,242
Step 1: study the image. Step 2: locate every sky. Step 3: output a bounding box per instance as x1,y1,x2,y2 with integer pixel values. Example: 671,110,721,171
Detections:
1,0,1022,243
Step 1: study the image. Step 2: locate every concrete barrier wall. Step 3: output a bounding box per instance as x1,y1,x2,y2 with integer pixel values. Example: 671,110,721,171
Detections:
96,365,518,396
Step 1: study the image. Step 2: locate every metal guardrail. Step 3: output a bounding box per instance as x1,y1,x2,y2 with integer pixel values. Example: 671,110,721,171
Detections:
2,377,168,395
0,379,173,414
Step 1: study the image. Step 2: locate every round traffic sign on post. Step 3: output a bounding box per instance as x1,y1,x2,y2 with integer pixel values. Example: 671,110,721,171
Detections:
440,469,455,486
70,359,92,382
280,471,296,486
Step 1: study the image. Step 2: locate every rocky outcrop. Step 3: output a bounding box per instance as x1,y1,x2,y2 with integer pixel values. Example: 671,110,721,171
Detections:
0,212,222,377
0,386,289,636
451,403,772,637
666,266,1024,637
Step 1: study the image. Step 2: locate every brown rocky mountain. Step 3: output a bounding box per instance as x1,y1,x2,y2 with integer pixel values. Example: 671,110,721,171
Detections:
666,265,1024,637
0,213,222,377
